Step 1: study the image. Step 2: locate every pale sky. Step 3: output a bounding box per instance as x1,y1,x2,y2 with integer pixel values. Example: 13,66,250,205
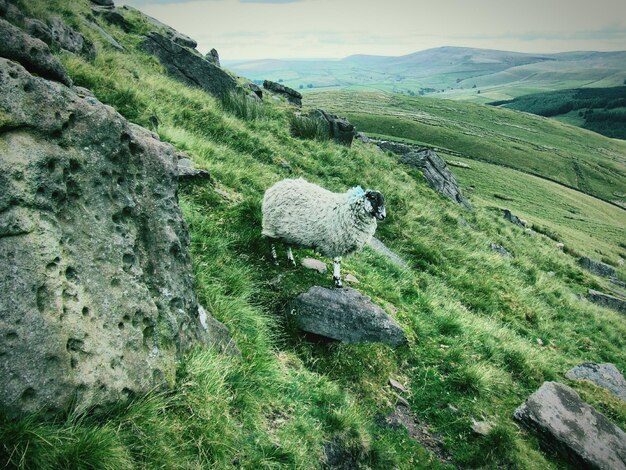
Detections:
121,0,626,61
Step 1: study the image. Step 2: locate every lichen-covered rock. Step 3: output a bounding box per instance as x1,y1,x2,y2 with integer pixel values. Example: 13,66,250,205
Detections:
566,363,626,403
123,5,196,48
0,58,233,418
206,48,220,67
0,17,71,85
140,32,237,98
263,80,302,106
290,286,406,346
307,109,355,146
502,208,527,228
47,16,96,59
514,381,626,470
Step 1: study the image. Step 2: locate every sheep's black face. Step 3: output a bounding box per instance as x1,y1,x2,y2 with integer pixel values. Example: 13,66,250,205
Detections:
365,190,386,220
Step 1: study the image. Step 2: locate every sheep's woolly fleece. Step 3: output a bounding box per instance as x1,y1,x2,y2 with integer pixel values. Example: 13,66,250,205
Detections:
261,178,378,259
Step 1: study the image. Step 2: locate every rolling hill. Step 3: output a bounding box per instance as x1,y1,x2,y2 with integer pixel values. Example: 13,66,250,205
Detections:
227,46,626,102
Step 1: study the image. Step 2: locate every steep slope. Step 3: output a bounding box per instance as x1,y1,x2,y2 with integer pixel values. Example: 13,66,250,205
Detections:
1,1,625,469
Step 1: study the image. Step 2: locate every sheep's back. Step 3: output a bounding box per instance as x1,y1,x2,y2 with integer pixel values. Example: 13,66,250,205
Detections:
262,179,342,250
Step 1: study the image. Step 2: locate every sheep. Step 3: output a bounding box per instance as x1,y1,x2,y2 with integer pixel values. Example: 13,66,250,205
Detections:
261,178,386,287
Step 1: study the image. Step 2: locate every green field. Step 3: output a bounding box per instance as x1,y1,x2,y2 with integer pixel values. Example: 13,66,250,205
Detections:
2,2,626,469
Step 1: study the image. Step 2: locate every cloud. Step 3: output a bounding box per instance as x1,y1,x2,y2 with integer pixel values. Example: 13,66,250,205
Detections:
240,0,303,3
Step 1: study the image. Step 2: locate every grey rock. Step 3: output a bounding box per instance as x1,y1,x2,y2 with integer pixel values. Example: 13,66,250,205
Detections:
291,286,407,346
471,420,495,436
502,208,527,228
122,5,196,48
446,160,471,169
0,58,234,418
263,80,302,106
355,132,370,143
91,0,114,6
514,381,626,470
81,18,124,51
177,163,211,181
344,273,359,284
246,82,263,99
367,237,409,269
375,140,471,209
22,17,52,44
91,6,131,32
566,363,626,403
489,243,511,257
307,109,356,146
140,32,237,98
587,289,626,314
48,17,96,59
206,48,220,67
389,377,407,393
301,257,327,274
0,17,71,86
579,256,616,278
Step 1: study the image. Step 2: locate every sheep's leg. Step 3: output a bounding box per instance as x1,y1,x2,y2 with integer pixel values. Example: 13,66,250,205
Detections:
333,257,342,288
269,240,279,266
286,246,296,267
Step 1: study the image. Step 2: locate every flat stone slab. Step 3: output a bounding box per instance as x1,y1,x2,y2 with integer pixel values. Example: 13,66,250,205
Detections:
291,286,406,346
514,381,626,470
588,289,626,314
579,256,616,278
301,258,327,274
566,363,626,403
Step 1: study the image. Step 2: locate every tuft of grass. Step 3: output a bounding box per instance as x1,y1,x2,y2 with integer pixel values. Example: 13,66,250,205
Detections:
220,90,273,121
289,113,329,141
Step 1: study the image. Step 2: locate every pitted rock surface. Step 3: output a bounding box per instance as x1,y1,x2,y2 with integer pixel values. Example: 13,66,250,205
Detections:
291,286,406,346
514,381,626,470
0,58,232,418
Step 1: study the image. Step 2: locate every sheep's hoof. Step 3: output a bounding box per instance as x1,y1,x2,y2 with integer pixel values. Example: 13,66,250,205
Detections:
333,277,343,288
289,259,297,267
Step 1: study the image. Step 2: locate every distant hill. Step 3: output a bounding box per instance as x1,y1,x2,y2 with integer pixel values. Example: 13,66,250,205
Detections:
490,86,626,140
227,47,626,102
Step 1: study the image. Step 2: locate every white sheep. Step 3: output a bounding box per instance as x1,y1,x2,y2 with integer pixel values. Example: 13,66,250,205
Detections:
261,178,386,287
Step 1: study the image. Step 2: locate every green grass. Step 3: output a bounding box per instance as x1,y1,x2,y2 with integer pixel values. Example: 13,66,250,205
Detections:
2,2,626,469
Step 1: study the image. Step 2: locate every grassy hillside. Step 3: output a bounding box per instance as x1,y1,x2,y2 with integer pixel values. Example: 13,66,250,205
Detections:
489,86,626,139
306,91,626,209
227,47,626,103
2,1,626,469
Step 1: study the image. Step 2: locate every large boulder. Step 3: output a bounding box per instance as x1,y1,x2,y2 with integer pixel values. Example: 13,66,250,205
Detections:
514,381,626,469
374,140,471,209
579,256,617,278
290,286,406,346
47,16,96,59
0,58,233,418
566,363,626,403
263,80,302,106
206,48,220,67
140,32,237,98
0,17,71,86
307,109,355,146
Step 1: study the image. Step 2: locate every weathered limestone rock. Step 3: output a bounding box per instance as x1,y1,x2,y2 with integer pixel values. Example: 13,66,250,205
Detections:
91,0,114,6
122,5,196,48
514,381,626,469
307,109,356,146
587,289,626,314
140,32,237,98
48,17,96,59
0,58,233,418
246,82,263,99
290,286,406,346
0,17,71,85
301,258,327,274
177,156,210,181
91,6,131,32
566,363,626,403
375,140,471,209
263,80,302,106
81,18,124,51
367,237,409,269
579,256,616,278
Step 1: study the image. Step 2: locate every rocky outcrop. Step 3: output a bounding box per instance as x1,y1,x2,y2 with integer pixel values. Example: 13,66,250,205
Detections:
290,286,406,346
0,17,71,86
0,58,233,418
514,381,626,470
206,48,220,67
587,289,626,314
579,256,616,278
367,237,409,269
502,208,527,228
91,0,114,6
122,5,197,48
81,18,124,51
47,17,96,59
177,156,211,181
307,109,356,146
489,243,511,257
140,32,237,98
374,140,471,209
263,80,302,106
246,82,263,99
566,363,626,403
